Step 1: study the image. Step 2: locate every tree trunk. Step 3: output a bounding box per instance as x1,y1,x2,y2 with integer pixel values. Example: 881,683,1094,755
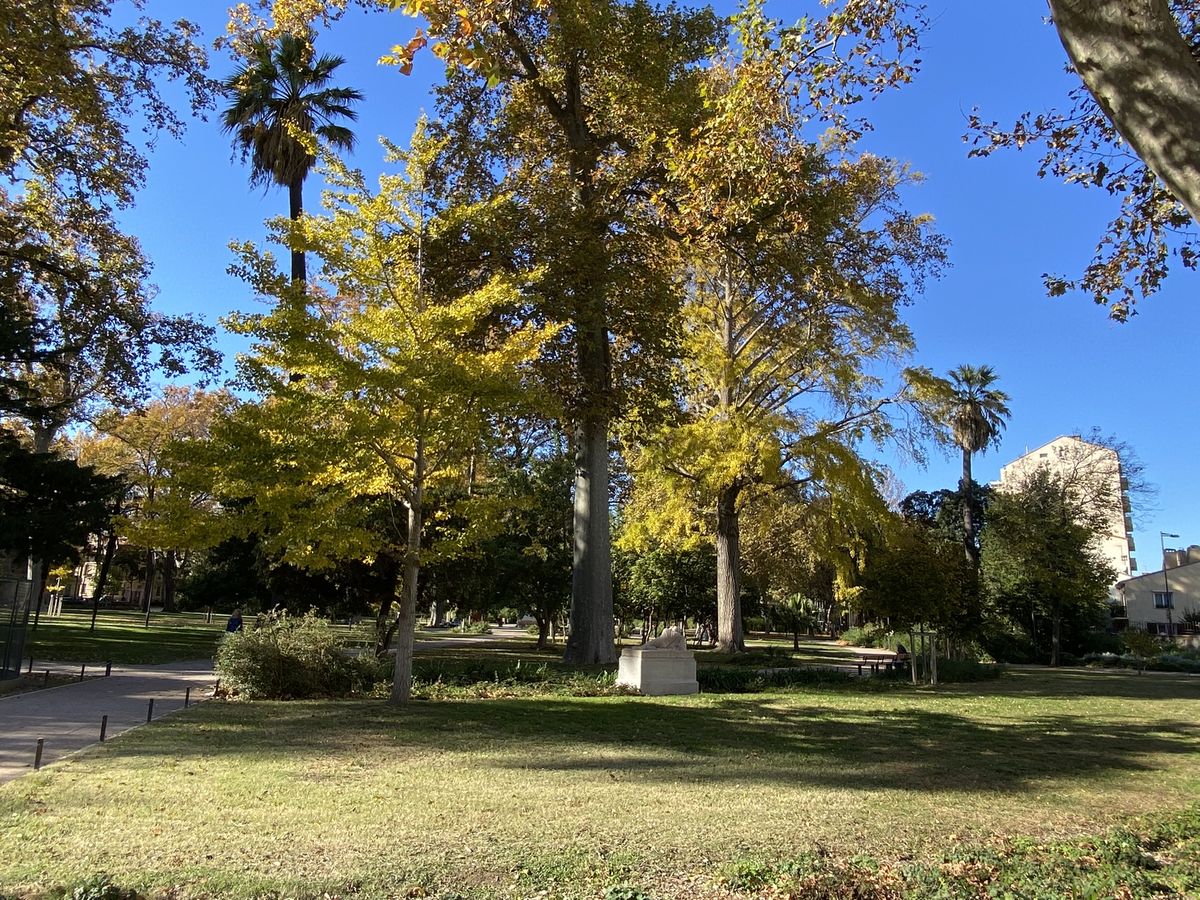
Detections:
389,442,424,705
1048,0,1200,226
716,484,746,653
564,413,616,664
960,447,979,567
288,177,306,284
94,530,117,599
535,612,550,650
1051,598,1062,667
143,549,156,611
161,549,178,613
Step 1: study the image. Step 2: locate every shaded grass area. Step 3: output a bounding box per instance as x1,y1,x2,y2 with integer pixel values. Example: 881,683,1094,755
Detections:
0,669,1197,898
25,609,226,665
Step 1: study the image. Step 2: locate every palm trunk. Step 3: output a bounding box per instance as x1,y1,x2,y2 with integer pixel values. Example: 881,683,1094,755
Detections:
716,484,746,653
288,177,305,284
960,447,978,566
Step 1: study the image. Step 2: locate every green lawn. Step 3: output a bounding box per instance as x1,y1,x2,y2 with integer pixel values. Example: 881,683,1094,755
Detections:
24,608,228,665
0,668,1197,898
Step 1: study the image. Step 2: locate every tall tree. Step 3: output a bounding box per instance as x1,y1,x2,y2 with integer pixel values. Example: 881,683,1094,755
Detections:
81,388,230,612
943,365,1010,567
622,2,944,652
224,128,553,703
222,31,363,283
983,467,1115,666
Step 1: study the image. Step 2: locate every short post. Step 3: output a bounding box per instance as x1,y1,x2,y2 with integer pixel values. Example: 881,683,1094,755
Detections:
99,715,108,742
33,739,43,770
146,698,154,722
105,660,112,677
26,657,32,675
79,663,85,682
43,669,50,687
184,687,191,708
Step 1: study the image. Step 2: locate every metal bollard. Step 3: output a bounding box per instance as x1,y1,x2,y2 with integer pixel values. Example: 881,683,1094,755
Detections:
34,739,43,770
43,669,50,686
79,663,85,682
185,687,191,708
26,657,32,675
146,698,154,722
100,715,108,742
105,660,112,677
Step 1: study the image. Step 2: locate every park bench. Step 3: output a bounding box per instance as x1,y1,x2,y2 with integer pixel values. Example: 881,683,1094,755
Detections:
847,648,909,676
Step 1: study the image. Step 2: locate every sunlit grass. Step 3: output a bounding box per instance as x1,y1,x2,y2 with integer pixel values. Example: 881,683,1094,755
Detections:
0,668,1196,898
24,608,227,665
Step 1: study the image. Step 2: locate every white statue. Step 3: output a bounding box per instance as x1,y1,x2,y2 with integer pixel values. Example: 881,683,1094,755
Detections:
642,624,687,651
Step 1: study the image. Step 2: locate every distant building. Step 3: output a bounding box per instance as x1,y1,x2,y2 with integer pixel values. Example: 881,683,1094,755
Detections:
1117,546,1200,636
995,435,1136,590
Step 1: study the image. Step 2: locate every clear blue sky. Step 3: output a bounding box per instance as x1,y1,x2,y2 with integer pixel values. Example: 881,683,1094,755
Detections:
118,1,1200,569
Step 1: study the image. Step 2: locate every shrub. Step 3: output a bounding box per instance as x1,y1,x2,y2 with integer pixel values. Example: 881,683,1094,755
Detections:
457,620,492,635
215,610,384,699
698,665,855,693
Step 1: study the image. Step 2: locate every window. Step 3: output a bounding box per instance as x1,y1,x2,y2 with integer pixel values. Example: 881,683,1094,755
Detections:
1154,591,1174,609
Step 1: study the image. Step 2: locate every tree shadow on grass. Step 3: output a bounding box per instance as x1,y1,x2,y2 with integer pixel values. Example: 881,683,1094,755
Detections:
94,690,1200,798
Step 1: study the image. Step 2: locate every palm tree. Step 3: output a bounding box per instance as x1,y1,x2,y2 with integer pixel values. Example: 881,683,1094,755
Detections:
946,364,1011,566
222,32,362,283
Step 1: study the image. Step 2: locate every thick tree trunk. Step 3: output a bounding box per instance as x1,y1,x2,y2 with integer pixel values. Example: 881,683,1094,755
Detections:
535,612,550,650
288,177,306,284
564,413,616,664
715,484,746,653
960,448,979,567
1048,0,1200,226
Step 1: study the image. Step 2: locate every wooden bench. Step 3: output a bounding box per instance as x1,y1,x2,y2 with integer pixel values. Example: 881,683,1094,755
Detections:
848,649,909,676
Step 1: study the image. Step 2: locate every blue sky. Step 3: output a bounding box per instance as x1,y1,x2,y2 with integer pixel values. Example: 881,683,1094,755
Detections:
118,1,1200,568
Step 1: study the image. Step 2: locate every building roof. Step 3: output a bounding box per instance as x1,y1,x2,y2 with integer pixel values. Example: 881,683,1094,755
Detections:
1118,558,1200,588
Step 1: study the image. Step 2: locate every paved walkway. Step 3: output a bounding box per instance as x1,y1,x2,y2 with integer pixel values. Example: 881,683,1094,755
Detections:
0,660,216,784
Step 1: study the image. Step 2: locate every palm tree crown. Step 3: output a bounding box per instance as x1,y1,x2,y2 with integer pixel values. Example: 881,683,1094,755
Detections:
948,364,1011,458
946,364,1010,565
221,32,362,281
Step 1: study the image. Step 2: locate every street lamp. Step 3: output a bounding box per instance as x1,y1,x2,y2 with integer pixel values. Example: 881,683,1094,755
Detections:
1161,531,1180,639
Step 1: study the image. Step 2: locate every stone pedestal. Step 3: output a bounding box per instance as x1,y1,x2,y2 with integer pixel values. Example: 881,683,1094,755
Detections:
616,647,699,696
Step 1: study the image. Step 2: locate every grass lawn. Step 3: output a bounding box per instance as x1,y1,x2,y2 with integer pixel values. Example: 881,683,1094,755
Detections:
0,667,1197,898
24,608,227,665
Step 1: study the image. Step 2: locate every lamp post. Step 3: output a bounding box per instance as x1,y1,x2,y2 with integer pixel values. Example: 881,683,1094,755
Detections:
1160,531,1180,638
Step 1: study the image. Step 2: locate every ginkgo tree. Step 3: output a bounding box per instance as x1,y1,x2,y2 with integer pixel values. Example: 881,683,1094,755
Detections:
623,4,947,652
224,124,555,704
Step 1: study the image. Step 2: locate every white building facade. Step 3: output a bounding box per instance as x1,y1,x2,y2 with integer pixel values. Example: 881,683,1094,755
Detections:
1117,548,1200,636
995,435,1136,590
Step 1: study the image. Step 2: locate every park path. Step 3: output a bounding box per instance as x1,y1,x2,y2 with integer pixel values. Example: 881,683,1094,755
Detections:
0,660,215,785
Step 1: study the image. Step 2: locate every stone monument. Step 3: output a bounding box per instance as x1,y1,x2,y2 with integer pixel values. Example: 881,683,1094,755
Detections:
616,625,699,696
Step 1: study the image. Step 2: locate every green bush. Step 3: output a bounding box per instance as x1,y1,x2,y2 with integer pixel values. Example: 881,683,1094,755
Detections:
698,665,855,693
456,620,492,635
215,610,385,699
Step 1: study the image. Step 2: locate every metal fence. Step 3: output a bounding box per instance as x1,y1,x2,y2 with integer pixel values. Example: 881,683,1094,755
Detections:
0,578,32,678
